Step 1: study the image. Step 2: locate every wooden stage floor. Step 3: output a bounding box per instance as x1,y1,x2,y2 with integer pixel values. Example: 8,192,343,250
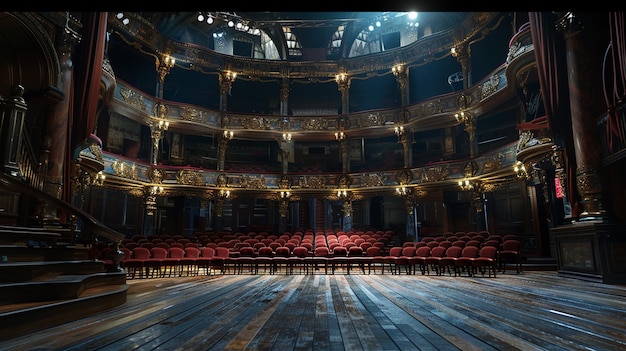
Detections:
1,270,625,351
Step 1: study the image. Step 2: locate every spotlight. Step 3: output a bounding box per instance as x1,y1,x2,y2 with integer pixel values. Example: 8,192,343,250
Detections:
197,13,205,22
207,16,213,24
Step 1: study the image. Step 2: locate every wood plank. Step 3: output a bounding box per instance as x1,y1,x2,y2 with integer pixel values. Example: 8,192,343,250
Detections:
1,272,626,351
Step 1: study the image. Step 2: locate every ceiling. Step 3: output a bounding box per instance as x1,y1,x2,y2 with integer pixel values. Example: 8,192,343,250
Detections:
132,12,471,61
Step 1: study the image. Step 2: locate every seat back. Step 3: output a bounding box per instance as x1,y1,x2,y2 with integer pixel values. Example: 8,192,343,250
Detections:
444,246,463,258
200,247,215,258
132,247,151,259
348,246,363,257
429,246,447,258
150,247,168,259
388,246,404,257
257,247,275,257
169,247,186,258
478,245,498,259
274,246,291,257
365,246,381,257
460,246,480,258
332,246,348,257
184,247,200,258
501,239,521,252
414,246,431,257
314,246,330,257
401,246,416,257
292,246,309,258
215,247,230,258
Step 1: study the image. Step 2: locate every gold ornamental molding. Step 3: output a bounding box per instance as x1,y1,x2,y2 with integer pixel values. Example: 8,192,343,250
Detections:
176,169,205,186
120,87,147,111
298,175,326,189
112,160,138,180
483,154,504,173
361,173,385,187
179,106,205,122
240,116,272,130
300,118,329,131
480,74,501,100
419,166,449,183
240,174,267,189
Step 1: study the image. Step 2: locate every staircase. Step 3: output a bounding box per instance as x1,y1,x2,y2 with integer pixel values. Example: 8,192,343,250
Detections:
0,226,128,342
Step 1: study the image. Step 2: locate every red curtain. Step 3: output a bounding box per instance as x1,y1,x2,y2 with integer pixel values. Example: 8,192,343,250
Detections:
63,12,107,204
528,12,578,217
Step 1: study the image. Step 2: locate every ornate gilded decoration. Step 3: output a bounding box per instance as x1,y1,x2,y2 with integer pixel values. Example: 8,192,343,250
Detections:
361,173,385,187
576,166,606,218
336,174,352,188
278,175,291,189
415,100,444,117
354,112,385,128
420,166,449,183
299,176,325,189
120,88,146,111
179,106,205,122
216,173,228,187
89,143,103,162
112,160,138,180
301,118,328,131
483,154,503,173
147,166,163,184
480,75,501,100
462,161,479,178
517,130,533,152
241,116,271,130
240,174,267,189
396,169,413,185
457,93,472,110
176,169,205,186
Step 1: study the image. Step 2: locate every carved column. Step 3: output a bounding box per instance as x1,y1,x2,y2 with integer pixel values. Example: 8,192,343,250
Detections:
392,64,410,106
451,42,472,88
218,70,236,112
336,73,350,114
463,112,478,158
557,12,609,219
218,133,230,172
280,78,289,116
43,28,79,224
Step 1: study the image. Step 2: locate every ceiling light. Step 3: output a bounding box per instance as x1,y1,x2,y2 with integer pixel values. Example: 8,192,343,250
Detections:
207,16,213,24
122,18,130,25
228,20,234,27
116,12,124,19
368,24,374,31
197,13,204,22
408,12,418,20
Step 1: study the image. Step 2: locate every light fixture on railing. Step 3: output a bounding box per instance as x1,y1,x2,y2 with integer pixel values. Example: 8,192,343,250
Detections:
335,73,348,83
335,131,345,140
223,130,234,140
337,189,348,199
394,125,404,136
454,111,465,122
157,119,169,131
282,132,292,141
218,189,231,199
514,161,529,180
458,178,474,191
280,190,291,199
395,185,408,196
93,171,106,186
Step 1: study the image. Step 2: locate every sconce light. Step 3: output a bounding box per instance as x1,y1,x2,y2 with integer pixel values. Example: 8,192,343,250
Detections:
335,73,348,83
218,189,231,199
454,111,465,122
223,130,234,140
150,185,164,195
280,190,291,199
394,125,404,136
514,161,529,180
337,189,348,199
94,171,106,186
458,178,474,191
158,119,169,131
395,186,408,196
282,132,292,141
335,131,345,140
